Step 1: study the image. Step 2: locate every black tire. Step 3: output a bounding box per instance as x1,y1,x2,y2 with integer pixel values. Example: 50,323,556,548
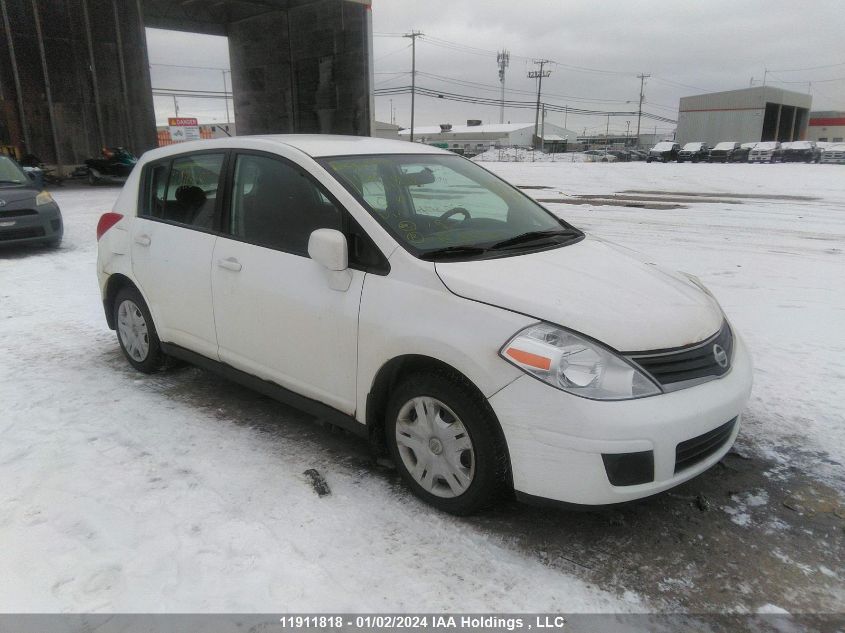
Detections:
385,370,509,515
646,158,652,163
113,286,165,374
87,170,99,186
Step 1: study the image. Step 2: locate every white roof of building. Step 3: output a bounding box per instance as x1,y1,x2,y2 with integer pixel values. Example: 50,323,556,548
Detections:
399,123,537,136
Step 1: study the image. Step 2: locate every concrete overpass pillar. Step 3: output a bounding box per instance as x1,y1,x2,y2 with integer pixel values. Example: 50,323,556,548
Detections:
228,0,370,136
0,0,157,166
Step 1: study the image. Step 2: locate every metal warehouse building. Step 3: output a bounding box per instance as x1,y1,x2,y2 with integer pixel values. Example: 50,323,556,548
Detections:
676,86,812,146
807,111,845,143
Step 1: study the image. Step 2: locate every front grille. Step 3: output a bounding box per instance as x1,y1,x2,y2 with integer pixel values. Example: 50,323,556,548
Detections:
675,417,737,473
627,322,733,389
0,226,45,241
0,209,37,219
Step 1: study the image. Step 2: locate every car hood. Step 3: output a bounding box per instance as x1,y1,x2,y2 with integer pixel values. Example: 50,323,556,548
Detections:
0,187,38,205
434,236,723,352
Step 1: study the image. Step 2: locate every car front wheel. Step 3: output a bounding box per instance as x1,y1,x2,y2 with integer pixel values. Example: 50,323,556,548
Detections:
386,371,509,515
114,286,164,373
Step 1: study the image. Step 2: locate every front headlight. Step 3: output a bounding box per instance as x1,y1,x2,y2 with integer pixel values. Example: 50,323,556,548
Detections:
35,191,54,206
500,323,661,400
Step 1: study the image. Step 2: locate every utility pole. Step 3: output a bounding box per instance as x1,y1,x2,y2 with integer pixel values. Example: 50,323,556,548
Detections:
635,73,650,148
625,120,631,146
763,68,768,86
222,69,231,124
172,95,179,117
497,49,510,124
540,103,546,151
404,30,422,142
529,59,551,149
605,112,610,149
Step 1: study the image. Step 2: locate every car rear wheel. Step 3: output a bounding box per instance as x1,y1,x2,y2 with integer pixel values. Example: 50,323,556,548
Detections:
386,371,509,515
114,286,164,373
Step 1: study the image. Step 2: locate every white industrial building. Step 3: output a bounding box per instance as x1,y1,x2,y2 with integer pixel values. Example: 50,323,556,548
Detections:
676,86,812,145
807,111,845,143
398,121,577,154
372,120,402,141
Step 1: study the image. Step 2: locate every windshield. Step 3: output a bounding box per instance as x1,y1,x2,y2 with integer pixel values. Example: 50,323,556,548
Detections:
320,154,582,260
0,156,28,186
756,142,778,150
682,143,703,151
652,142,675,151
714,142,735,150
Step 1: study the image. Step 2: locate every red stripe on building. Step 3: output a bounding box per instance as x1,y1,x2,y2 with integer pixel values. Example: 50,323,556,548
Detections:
809,118,845,127
679,106,765,113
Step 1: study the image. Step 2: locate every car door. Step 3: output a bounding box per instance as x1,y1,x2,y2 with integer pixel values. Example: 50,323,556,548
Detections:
130,151,226,359
210,151,366,414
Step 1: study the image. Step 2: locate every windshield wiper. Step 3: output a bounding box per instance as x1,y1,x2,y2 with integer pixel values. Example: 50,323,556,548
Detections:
490,228,581,250
0,180,23,185
419,245,489,261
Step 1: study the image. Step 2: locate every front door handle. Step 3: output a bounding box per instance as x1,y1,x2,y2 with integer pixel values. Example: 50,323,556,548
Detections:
134,234,151,247
217,257,242,272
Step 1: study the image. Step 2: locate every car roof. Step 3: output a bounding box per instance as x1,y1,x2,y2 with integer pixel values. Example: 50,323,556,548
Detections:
140,134,450,162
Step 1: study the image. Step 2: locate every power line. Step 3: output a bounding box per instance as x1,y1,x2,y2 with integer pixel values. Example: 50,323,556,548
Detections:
373,85,677,123
150,62,229,72
415,71,635,104
768,61,845,73
767,72,845,85
373,43,411,63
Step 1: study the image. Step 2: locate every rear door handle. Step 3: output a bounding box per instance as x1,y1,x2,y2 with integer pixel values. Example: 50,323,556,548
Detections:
217,257,242,272
134,235,151,247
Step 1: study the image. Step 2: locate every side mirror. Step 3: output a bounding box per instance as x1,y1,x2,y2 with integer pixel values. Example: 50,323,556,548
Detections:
308,228,348,271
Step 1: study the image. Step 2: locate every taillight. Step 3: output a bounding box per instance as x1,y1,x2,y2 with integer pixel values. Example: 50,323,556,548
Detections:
96,212,123,240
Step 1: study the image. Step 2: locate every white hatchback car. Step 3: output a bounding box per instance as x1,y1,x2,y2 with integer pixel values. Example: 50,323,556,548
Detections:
97,135,752,514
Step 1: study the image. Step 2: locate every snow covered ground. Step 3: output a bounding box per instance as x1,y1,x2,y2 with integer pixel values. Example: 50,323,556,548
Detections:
478,161,845,485
1,161,843,614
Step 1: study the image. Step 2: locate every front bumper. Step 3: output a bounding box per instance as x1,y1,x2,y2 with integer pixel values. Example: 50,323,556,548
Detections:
488,332,753,505
0,202,63,245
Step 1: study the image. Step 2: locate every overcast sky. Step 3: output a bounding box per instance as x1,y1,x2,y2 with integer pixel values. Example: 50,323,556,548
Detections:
147,0,845,135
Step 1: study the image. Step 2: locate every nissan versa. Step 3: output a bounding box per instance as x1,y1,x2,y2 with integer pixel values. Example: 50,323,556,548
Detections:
96,136,752,515
0,154,63,247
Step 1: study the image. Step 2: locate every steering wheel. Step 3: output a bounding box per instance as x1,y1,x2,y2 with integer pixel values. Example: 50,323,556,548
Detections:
439,207,472,222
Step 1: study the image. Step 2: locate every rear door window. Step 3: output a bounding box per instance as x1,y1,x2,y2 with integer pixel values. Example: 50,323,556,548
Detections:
142,153,225,230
